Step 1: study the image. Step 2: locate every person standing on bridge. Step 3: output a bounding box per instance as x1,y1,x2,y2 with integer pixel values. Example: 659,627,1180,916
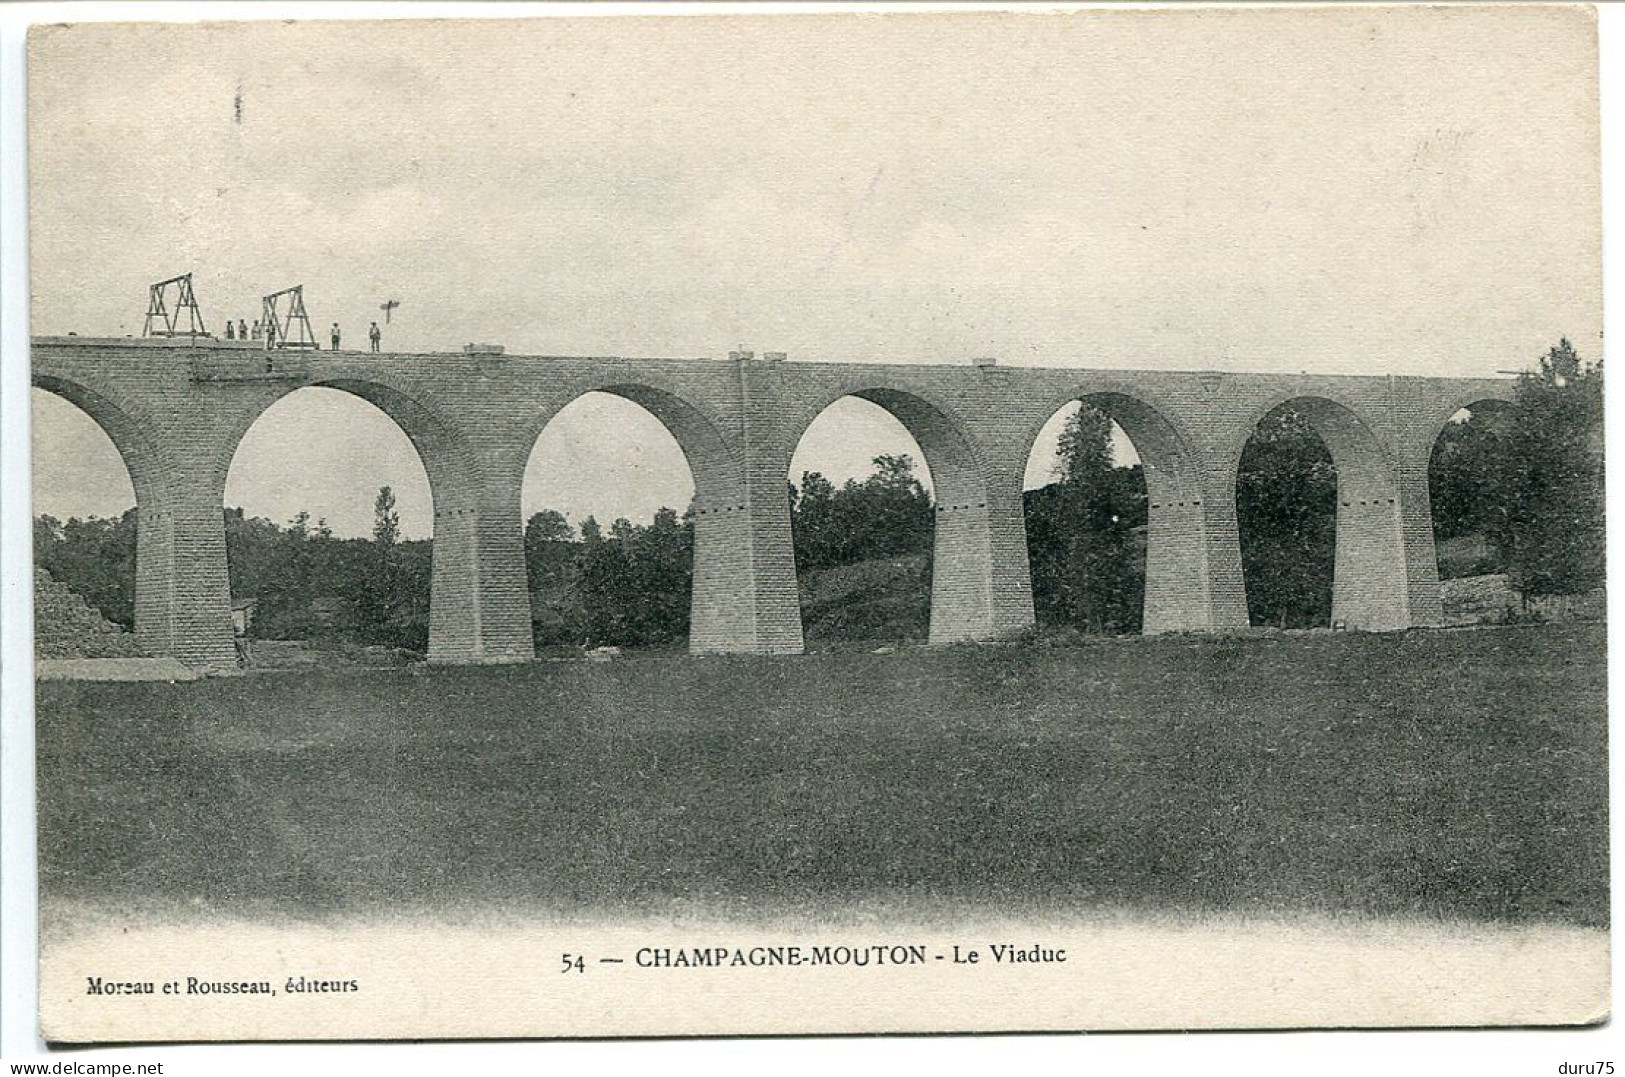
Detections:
251,319,262,341
369,321,382,353
238,318,248,341
225,320,235,340
331,323,341,351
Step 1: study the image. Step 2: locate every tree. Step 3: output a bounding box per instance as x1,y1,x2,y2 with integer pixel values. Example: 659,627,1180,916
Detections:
1235,408,1337,628
1429,407,1512,546
790,471,839,572
525,509,572,545
373,486,400,547
786,458,935,641
572,509,696,647
836,454,933,564
1542,336,1584,385
789,457,933,573
1489,338,1604,605
523,508,580,646
33,509,139,628
1057,403,1114,486
626,507,693,643
1025,403,1146,634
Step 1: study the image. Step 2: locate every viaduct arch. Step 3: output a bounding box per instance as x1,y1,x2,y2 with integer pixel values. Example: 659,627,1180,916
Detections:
1020,389,1215,635
1234,394,1409,631
31,338,1515,668
786,385,1017,646
33,375,175,656
517,382,753,655
225,380,494,663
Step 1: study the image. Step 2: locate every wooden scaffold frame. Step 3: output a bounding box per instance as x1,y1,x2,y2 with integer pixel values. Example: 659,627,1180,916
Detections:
261,285,319,349
142,273,209,338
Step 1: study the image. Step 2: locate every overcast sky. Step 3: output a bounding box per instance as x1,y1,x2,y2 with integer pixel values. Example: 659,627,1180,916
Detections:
28,9,1601,537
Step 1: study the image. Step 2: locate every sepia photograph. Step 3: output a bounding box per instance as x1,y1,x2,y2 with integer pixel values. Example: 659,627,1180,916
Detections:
12,3,1610,1048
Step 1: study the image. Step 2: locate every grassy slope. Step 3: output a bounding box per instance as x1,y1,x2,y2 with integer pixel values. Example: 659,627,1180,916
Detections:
37,624,1607,927
798,555,930,642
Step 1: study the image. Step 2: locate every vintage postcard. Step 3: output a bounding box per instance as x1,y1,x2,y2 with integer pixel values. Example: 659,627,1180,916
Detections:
25,6,1606,1043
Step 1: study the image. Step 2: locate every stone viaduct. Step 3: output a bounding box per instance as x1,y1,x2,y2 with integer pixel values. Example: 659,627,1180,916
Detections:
32,336,1513,669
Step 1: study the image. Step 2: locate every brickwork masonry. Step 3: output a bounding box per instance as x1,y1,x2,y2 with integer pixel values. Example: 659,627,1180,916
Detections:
32,339,1513,667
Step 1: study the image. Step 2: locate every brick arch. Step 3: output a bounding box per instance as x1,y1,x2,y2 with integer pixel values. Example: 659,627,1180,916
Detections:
1023,388,1204,505
1422,392,1518,459
1417,392,1519,477
1016,378,1195,465
1231,390,1396,480
518,381,751,655
1239,395,1407,630
511,381,741,505
213,378,478,495
316,378,484,513
221,378,508,663
31,373,178,656
780,381,987,476
784,384,992,511
786,385,1029,645
1421,392,1519,578
1264,395,1397,501
32,373,166,513
1421,392,1519,462
1020,389,1212,634
322,379,512,662
600,383,743,510
853,386,987,490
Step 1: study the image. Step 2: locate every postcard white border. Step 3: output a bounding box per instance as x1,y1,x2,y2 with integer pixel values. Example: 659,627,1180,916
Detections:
3,3,1622,1072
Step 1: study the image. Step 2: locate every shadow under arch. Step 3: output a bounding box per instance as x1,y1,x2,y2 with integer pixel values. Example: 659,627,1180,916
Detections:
32,374,177,655
1022,389,1211,634
1427,396,1518,590
1238,395,1406,630
522,382,744,654
788,385,1026,645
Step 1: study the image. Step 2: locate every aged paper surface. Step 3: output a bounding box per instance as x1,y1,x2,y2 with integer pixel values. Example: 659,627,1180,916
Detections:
26,6,1606,1044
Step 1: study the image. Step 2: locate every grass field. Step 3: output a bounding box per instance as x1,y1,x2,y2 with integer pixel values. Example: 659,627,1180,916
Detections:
36,624,1607,928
